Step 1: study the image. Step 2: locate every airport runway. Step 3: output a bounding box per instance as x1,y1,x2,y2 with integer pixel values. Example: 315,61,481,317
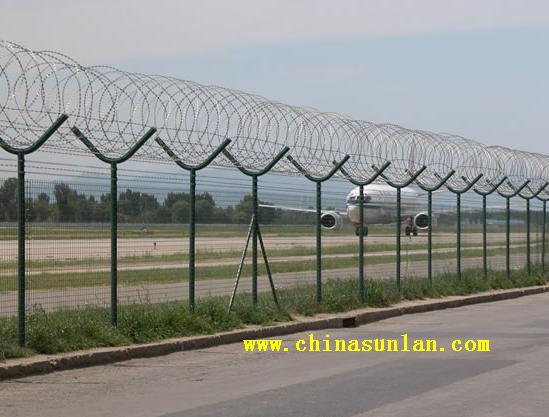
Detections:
1,241,531,276
2,291,548,417
0,254,532,316
0,232,529,261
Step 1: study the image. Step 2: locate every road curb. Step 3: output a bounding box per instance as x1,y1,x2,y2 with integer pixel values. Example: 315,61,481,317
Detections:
1,285,547,381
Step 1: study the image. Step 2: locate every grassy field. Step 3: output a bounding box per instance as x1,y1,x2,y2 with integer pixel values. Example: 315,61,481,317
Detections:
0,243,541,291
0,237,536,272
1,267,546,361
0,222,526,240
1,224,356,240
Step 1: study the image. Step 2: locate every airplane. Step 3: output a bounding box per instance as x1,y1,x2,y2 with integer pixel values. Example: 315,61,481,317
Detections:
260,183,430,237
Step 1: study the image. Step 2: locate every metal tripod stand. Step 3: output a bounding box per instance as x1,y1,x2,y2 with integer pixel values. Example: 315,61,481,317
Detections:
228,215,279,311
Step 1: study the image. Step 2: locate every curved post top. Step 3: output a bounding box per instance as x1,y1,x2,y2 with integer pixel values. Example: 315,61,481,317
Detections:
287,154,350,183
222,146,290,177
519,181,549,200
473,176,508,197
0,114,68,155
416,169,456,192
536,190,549,202
155,137,231,171
446,173,483,194
71,126,157,164
338,160,391,186
379,165,427,189
497,179,530,198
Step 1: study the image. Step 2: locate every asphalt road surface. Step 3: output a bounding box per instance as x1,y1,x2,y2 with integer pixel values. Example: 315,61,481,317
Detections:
1,292,548,417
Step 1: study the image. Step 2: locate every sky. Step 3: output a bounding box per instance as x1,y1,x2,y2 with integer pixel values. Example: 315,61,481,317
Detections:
1,0,549,155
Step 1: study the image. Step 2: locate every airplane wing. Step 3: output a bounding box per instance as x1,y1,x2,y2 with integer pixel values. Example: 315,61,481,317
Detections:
258,204,348,217
416,189,447,197
435,205,507,214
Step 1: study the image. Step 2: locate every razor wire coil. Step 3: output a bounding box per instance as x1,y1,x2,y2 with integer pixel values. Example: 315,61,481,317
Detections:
1,40,549,198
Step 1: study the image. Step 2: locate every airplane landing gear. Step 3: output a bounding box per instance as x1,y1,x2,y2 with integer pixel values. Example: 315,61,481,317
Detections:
404,226,418,236
355,225,369,236
404,217,418,236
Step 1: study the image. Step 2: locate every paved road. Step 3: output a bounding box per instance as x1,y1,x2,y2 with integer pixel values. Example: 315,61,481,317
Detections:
1,292,548,417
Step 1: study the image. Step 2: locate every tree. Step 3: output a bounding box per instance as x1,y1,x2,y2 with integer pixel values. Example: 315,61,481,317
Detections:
29,192,52,221
74,197,94,222
54,183,79,222
95,193,111,222
164,192,189,209
231,194,277,224
196,199,214,222
119,189,160,221
0,178,17,221
153,206,171,223
171,200,189,223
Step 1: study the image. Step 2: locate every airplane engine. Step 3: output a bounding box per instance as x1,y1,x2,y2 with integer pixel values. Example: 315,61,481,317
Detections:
413,211,429,230
320,212,342,230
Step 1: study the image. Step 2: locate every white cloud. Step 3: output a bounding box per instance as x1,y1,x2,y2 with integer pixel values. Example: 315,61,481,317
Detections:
1,0,549,64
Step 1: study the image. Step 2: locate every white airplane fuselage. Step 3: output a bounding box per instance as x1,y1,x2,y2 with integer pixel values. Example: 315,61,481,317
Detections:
346,184,423,227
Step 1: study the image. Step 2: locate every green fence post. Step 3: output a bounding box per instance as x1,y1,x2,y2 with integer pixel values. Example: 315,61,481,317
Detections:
358,185,365,297
155,138,231,311
482,195,487,279
338,161,391,300
222,146,290,308
526,199,531,276
416,170,455,287
379,166,427,292
473,176,507,281
506,197,511,278
72,126,157,326
252,176,259,306
16,153,25,346
517,183,548,277
541,200,547,274
446,174,483,280
0,114,68,347
287,155,350,304
315,181,322,303
396,187,401,290
428,191,433,285
497,181,530,280
457,193,461,280
110,162,118,326
189,169,196,309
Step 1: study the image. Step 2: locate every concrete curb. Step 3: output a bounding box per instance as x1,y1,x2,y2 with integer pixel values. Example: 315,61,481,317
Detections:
1,285,547,381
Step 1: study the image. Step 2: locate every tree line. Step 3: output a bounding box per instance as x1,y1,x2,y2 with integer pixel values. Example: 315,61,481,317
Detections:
3,178,535,226
0,178,315,225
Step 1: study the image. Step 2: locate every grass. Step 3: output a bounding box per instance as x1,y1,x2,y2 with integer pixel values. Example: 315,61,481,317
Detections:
0,223,519,240
0,243,541,291
0,267,546,361
1,224,358,240
0,237,535,272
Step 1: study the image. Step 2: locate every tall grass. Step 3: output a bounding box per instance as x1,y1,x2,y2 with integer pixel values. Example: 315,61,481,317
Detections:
0,268,546,361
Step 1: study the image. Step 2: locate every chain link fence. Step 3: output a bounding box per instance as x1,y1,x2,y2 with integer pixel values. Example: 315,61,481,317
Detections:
2,154,546,346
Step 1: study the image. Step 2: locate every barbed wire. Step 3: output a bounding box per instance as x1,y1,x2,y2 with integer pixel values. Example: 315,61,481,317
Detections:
1,40,548,198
